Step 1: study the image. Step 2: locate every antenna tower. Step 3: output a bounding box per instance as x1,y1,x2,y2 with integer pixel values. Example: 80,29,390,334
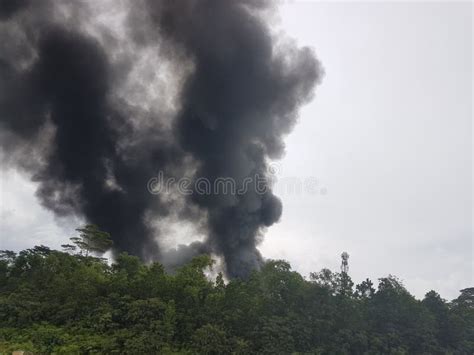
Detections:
341,252,349,274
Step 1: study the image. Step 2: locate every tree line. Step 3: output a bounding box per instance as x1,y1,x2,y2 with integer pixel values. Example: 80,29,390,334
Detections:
0,225,472,354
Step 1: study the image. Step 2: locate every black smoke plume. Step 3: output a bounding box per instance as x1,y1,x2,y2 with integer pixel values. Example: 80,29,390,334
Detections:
0,0,323,277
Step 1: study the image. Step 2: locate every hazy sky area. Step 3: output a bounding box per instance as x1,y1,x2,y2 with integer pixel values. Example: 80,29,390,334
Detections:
262,1,473,300
0,1,472,299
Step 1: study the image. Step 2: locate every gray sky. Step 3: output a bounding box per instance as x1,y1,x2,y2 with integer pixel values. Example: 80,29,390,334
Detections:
0,1,472,300
261,1,473,300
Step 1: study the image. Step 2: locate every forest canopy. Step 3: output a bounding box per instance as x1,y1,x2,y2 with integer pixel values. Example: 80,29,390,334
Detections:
0,226,472,354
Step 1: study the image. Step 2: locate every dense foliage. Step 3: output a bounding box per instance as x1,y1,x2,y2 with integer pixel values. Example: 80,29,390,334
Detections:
0,228,472,354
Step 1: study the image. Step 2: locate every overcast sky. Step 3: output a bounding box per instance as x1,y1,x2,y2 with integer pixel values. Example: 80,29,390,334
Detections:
0,1,472,300
261,1,472,300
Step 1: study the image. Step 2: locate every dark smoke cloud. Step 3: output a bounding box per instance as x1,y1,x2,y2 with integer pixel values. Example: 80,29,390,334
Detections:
0,0,323,277
0,0,184,260
143,0,322,277
0,0,29,20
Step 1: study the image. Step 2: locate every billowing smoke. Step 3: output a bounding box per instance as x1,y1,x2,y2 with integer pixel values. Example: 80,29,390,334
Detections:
0,0,323,277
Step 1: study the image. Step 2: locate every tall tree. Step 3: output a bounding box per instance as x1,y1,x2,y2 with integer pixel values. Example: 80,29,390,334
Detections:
70,224,113,257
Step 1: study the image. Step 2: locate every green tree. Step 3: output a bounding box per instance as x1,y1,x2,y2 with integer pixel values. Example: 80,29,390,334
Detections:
0,237,472,354
356,278,375,299
450,287,474,352
70,224,113,257
191,324,231,354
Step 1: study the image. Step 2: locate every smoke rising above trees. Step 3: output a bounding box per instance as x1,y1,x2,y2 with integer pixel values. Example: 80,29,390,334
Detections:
0,0,323,277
